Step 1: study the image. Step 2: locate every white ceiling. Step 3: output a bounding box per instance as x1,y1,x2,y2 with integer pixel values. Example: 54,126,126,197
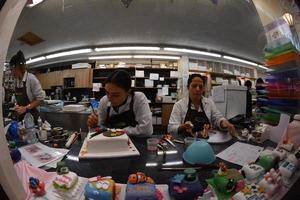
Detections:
7,0,266,64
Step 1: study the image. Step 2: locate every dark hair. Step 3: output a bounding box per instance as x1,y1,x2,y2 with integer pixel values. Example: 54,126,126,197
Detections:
256,78,264,85
9,50,26,73
244,80,252,89
105,70,131,92
187,74,206,88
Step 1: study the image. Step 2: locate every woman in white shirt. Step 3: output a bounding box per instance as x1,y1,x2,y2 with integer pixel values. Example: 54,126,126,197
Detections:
9,50,44,124
168,74,235,137
87,70,153,137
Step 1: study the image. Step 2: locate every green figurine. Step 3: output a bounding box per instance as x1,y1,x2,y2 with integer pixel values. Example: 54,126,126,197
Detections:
56,161,69,175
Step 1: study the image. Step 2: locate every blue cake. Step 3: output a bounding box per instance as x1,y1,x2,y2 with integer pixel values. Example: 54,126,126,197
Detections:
169,168,204,200
84,176,116,200
125,183,157,200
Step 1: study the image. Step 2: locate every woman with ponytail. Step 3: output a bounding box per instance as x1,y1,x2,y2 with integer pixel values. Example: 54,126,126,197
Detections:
9,50,44,124
87,70,153,137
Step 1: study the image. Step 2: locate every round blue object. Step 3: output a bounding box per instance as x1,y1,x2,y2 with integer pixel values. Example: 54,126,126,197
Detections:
183,141,216,165
10,149,21,163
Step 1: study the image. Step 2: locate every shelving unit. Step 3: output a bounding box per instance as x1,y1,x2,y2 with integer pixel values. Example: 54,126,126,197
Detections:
92,61,179,132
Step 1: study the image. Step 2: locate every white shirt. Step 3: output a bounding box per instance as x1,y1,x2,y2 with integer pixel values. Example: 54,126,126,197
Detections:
98,91,153,137
168,96,226,134
15,72,44,102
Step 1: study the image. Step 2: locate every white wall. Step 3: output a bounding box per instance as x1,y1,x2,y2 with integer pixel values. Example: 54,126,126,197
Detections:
0,1,27,199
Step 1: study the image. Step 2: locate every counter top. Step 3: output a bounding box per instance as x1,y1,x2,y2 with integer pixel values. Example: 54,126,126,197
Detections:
56,135,299,199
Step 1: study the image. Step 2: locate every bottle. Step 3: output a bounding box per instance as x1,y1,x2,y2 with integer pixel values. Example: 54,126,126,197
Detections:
24,111,38,144
37,117,43,129
26,127,38,144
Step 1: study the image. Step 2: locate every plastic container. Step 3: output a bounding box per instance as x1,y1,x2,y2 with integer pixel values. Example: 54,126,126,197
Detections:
281,114,300,148
26,127,38,144
147,138,159,151
24,111,35,129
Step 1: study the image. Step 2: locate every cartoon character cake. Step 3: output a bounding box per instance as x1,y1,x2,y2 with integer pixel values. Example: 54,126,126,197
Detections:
206,163,245,200
84,176,117,200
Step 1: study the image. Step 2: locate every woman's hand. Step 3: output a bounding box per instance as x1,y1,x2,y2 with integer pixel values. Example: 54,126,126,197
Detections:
178,121,193,136
87,113,98,128
15,105,27,115
221,120,236,136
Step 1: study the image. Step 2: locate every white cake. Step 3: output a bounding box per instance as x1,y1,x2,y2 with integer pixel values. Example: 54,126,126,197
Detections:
86,131,130,153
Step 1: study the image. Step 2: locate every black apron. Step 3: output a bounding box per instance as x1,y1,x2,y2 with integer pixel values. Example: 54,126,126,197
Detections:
105,93,138,128
15,77,39,125
183,98,210,133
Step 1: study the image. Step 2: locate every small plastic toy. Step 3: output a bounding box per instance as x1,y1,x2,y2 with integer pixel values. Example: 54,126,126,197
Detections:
56,161,69,175
29,177,45,197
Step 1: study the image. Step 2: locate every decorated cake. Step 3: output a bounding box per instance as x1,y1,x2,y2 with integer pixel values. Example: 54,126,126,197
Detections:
256,150,279,172
279,159,297,184
258,168,282,197
125,172,160,200
84,176,116,200
241,163,265,184
86,129,129,153
53,162,85,199
206,163,245,200
232,183,268,200
169,168,204,200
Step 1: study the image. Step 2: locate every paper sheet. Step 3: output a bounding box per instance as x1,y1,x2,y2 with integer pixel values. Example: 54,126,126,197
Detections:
149,73,159,80
135,70,144,77
170,71,178,77
19,143,69,168
92,83,101,92
216,142,263,166
145,79,154,87
162,86,169,96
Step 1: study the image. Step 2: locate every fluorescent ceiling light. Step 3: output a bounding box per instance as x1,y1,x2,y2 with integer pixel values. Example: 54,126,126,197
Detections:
26,56,46,64
145,162,158,167
95,46,160,52
164,47,221,58
223,55,257,66
46,49,92,59
162,161,183,166
257,65,268,70
133,55,180,60
157,150,178,155
89,55,133,60
27,0,44,7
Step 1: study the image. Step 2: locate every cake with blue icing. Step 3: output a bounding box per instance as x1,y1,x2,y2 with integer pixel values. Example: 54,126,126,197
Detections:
169,168,204,200
125,172,158,200
84,176,116,200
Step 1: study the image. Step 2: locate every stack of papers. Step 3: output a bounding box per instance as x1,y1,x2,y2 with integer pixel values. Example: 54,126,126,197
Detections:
19,143,69,168
216,142,263,166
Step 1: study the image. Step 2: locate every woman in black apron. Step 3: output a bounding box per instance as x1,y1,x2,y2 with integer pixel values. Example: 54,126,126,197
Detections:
87,70,153,136
9,51,43,124
175,74,236,137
